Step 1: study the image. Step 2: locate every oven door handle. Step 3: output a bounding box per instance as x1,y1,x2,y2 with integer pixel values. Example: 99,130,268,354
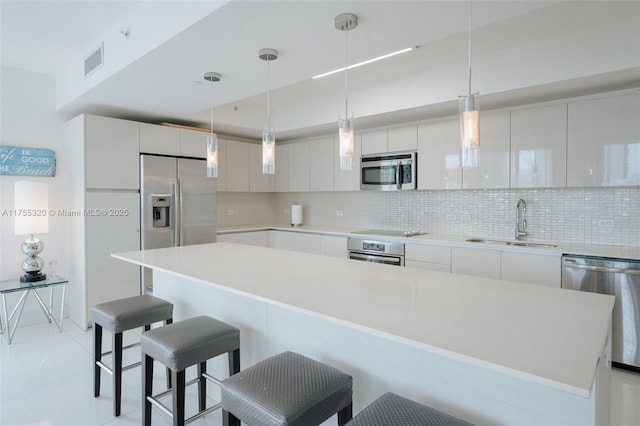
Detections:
350,252,402,266
562,261,640,275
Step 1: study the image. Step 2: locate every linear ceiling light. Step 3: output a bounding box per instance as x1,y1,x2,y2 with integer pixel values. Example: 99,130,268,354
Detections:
312,47,413,80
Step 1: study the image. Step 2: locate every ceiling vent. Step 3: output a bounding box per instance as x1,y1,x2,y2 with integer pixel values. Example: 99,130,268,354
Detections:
84,42,104,77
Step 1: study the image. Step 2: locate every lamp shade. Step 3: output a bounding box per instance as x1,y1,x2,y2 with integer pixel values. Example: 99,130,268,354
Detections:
14,181,48,235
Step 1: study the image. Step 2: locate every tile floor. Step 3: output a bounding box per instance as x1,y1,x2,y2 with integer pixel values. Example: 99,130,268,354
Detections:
1,321,639,425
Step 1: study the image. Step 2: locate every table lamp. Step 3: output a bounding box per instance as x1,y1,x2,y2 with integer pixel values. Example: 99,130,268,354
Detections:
14,181,49,282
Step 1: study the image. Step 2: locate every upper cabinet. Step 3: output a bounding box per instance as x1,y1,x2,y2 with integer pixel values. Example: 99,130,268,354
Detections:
309,137,334,192
249,143,274,192
217,138,228,191
462,111,511,189
225,140,250,192
289,141,310,192
275,144,290,192
417,118,461,190
139,123,180,155
361,125,417,155
179,129,208,159
567,93,640,187
334,133,361,191
85,115,140,190
510,104,567,188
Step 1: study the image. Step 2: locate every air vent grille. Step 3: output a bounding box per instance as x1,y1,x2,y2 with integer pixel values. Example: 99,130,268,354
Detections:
84,42,104,77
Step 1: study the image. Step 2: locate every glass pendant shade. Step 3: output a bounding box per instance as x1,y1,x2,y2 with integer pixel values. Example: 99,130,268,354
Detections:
339,117,354,171
459,92,480,168
207,133,218,178
262,129,275,174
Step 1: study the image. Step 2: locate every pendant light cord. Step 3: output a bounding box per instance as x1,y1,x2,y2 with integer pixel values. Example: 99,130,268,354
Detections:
209,80,214,136
467,0,473,97
267,57,271,130
344,27,349,118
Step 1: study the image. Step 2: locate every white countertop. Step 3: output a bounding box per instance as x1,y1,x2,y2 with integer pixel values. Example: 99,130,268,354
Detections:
113,242,614,398
218,224,640,259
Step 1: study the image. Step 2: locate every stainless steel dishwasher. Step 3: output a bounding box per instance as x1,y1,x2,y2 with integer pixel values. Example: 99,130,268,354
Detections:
562,255,640,372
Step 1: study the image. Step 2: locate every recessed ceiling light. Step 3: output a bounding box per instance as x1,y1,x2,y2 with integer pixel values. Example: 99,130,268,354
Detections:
312,47,414,79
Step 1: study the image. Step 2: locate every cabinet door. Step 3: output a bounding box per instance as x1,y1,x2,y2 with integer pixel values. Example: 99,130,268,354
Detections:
511,104,567,188
180,129,208,159
249,143,273,192
417,118,461,189
388,125,418,152
320,235,347,258
217,139,228,191
567,93,640,187
501,252,561,288
361,129,388,155
462,111,511,189
85,115,139,190
275,144,290,192
86,191,140,311
218,231,270,247
405,243,451,272
309,137,334,192
271,230,295,250
451,247,501,279
225,141,250,192
295,233,320,254
289,142,310,192
139,123,180,155
334,134,361,191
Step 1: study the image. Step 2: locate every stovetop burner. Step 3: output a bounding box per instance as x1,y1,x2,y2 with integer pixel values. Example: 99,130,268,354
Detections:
351,229,427,238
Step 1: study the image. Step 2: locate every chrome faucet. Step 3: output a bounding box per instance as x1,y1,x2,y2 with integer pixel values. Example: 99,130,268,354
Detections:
515,199,527,241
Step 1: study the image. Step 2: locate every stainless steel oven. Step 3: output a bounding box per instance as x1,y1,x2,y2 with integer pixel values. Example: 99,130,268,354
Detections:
347,237,405,266
360,151,417,191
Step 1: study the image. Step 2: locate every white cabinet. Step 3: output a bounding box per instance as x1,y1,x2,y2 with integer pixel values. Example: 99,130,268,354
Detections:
288,142,310,192
388,125,418,152
225,141,250,192
309,137,334,192
139,123,180,155
451,247,501,279
462,111,510,189
501,252,561,288
275,144,290,192
320,235,347,258
567,93,640,187
511,104,567,188
86,192,141,313
217,138,228,191
272,230,295,250
218,231,270,247
85,115,139,190
249,143,274,192
295,233,321,254
334,134,361,191
180,129,208,159
417,118,461,190
405,243,451,272
361,129,388,155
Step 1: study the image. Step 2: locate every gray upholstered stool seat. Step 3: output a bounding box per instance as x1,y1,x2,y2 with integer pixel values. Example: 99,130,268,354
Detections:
91,295,173,417
346,392,474,426
141,315,240,426
220,350,353,426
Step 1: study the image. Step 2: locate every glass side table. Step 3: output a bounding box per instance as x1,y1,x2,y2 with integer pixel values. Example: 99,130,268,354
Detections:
0,276,68,345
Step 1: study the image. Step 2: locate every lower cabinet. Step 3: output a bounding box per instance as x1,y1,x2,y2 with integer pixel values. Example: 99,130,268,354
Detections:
451,247,501,279
501,252,561,288
405,243,451,272
217,231,271,247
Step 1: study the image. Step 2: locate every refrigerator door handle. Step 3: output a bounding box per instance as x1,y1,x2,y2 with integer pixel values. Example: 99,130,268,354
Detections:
173,178,181,246
178,178,185,246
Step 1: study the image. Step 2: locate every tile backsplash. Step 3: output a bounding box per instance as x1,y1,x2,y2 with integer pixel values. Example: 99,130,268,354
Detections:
219,187,640,247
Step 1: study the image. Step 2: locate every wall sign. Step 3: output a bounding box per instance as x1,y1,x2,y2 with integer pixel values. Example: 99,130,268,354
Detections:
0,145,56,177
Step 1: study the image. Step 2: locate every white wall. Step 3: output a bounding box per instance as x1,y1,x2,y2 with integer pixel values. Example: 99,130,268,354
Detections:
0,66,72,326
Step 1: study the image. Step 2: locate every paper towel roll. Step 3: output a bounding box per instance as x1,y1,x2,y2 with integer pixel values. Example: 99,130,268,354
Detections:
291,204,303,227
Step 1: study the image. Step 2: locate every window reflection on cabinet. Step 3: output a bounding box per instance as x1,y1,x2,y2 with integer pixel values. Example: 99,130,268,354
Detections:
462,111,510,189
567,92,640,187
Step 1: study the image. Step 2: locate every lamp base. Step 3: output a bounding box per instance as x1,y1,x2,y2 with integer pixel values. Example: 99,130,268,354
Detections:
20,272,47,283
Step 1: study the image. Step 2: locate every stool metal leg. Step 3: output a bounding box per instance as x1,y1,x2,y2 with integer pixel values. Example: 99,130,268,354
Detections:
223,410,241,426
143,353,154,426
172,370,186,426
197,361,207,412
113,331,123,416
338,403,353,426
166,318,173,390
93,323,103,397
229,348,240,375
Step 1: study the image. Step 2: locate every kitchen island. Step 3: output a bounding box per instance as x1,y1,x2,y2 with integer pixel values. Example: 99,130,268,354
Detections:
113,242,614,425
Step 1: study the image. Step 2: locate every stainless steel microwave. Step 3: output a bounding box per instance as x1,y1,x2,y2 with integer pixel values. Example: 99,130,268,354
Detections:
360,151,417,191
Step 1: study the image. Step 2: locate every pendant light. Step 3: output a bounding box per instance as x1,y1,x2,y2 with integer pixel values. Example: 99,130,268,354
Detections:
204,72,221,178
459,0,479,168
259,48,278,175
335,13,358,171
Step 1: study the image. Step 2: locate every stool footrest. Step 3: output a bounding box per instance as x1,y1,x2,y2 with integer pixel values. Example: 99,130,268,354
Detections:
147,395,223,424
96,360,141,376
101,341,141,357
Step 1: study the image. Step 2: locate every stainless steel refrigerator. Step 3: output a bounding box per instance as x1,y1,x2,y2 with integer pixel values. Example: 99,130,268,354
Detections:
140,154,216,293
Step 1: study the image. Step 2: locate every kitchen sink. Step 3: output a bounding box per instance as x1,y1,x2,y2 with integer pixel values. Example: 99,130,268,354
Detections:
466,238,558,248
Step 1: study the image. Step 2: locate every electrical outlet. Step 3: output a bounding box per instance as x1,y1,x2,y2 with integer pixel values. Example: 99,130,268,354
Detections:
284,208,290,214
336,210,344,217
446,214,456,221
226,209,235,216
598,219,614,228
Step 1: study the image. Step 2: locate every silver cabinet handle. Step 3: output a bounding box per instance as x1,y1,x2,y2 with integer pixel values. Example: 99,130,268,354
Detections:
562,260,640,275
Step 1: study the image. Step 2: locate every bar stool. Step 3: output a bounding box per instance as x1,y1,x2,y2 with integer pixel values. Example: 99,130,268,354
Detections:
220,351,353,426
141,315,240,426
346,392,474,426
91,294,173,417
